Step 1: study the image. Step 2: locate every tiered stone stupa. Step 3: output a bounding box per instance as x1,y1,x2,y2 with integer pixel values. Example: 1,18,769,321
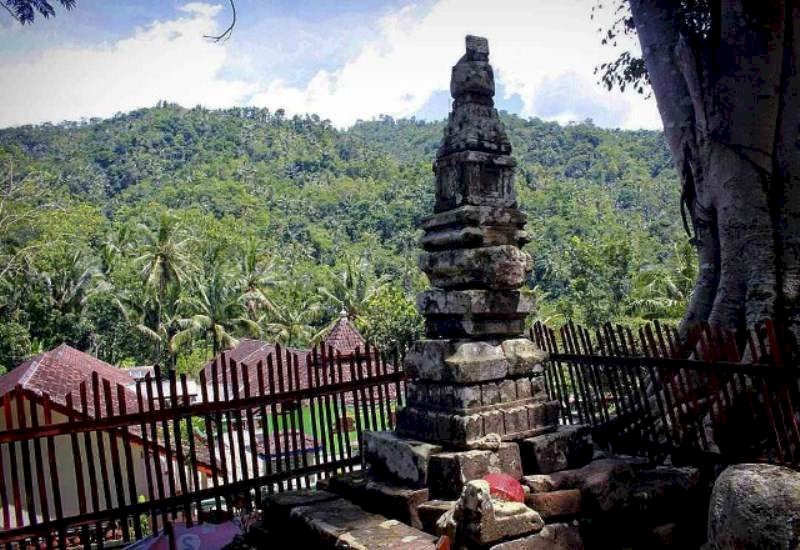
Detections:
394,35,559,449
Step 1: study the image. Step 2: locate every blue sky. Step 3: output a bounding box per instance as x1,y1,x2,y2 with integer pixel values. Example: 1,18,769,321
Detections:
0,0,661,129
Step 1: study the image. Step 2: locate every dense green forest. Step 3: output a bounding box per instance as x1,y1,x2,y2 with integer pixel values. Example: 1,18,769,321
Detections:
0,103,694,373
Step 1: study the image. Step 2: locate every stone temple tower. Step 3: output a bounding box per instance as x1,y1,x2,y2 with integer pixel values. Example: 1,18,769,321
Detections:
394,34,559,449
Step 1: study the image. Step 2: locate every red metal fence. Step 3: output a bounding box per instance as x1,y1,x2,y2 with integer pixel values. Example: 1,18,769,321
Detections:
531,320,800,467
0,343,406,548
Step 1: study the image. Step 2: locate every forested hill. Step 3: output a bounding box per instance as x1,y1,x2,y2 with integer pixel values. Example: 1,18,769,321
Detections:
0,104,693,372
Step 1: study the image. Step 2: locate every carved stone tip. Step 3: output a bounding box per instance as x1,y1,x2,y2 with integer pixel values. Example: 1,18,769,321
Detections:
465,35,489,59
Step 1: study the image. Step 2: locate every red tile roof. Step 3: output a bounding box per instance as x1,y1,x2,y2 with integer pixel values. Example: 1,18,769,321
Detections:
0,343,137,416
322,313,366,357
200,340,311,393
0,345,219,472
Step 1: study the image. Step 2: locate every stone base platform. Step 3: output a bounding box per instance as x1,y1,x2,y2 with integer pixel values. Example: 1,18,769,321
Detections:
317,472,430,529
396,400,560,448
259,489,438,549
362,430,525,492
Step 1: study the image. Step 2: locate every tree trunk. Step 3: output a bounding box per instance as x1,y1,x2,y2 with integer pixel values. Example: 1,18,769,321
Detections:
630,0,800,338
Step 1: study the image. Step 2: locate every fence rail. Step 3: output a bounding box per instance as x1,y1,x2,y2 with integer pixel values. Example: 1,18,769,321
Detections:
0,343,406,548
531,320,800,467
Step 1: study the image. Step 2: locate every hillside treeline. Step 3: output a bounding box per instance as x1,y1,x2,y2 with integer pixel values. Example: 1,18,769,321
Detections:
0,104,692,372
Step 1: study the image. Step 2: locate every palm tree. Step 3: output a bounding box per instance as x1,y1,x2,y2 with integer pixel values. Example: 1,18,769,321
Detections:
173,265,260,356
262,300,320,348
44,251,105,316
626,243,697,321
135,213,192,299
238,238,278,320
134,213,193,360
116,285,184,367
317,255,388,323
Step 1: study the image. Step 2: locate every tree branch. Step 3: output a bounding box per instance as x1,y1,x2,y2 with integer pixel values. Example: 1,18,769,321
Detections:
205,0,236,43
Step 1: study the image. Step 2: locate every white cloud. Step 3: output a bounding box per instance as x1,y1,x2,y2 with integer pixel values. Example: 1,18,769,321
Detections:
0,2,252,127
0,0,663,130
250,0,662,130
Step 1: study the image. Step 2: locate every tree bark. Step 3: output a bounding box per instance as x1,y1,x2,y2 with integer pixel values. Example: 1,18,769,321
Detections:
630,0,800,338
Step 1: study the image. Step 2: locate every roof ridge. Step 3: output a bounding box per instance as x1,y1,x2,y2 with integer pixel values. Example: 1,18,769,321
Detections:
18,354,44,390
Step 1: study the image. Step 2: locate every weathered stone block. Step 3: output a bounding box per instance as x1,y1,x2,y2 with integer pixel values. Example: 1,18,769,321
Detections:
418,500,455,535
516,377,532,399
404,339,450,381
490,522,584,550
521,457,647,514
502,338,548,376
482,382,501,405
520,425,594,474
491,442,523,480
428,450,493,499
483,409,504,436
419,245,532,290
526,400,561,432
420,225,529,251
434,411,452,441
448,480,544,546
261,489,339,532
418,289,534,316
524,489,582,520
362,431,442,488
405,339,509,383
500,379,518,402
420,205,527,234
503,406,529,435
434,152,516,210
426,316,526,339
530,376,546,398
445,341,509,383
323,472,431,530
290,498,437,549
453,383,483,409
449,413,484,445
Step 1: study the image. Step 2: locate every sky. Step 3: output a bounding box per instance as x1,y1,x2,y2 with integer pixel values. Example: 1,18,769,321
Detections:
0,0,663,130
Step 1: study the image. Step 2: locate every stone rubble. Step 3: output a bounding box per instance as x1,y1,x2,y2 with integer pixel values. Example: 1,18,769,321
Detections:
437,480,545,548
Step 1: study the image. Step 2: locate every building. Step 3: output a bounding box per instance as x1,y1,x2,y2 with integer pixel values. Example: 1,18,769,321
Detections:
0,345,214,527
200,311,371,397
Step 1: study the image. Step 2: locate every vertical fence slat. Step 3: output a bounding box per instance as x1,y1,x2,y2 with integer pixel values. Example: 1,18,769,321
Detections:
180,374,202,511
275,345,293,489
255,360,275,496
303,355,322,484
41,396,63,549
166,371,191,526
144,373,168,531
14,386,36,528
228,359,250,502
90,374,113,517
198,369,222,511
28,391,50,529
219,356,238,488
135,379,159,533
335,351,354,471
292,354,313,484
327,346,347,471
116,384,142,541
241,364,261,502
210,359,230,492
100,379,128,542
153,366,177,521
265,353,284,489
